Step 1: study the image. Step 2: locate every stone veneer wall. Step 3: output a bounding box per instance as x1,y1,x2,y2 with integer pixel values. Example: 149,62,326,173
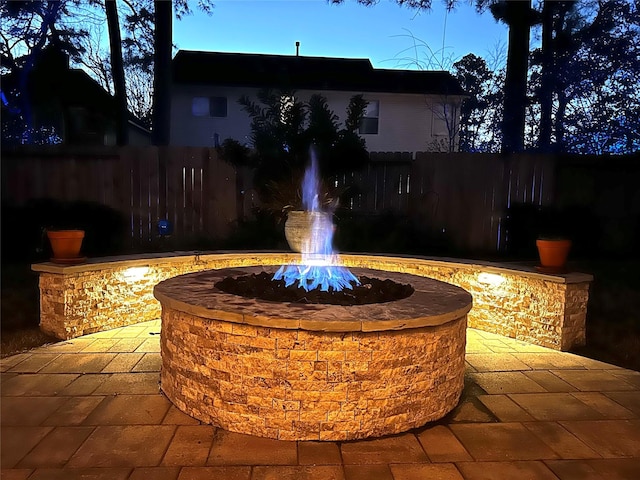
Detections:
342,257,592,351
32,252,592,350
160,307,467,441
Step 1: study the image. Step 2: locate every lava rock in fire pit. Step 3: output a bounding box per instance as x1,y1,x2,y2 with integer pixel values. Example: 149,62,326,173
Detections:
215,272,414,306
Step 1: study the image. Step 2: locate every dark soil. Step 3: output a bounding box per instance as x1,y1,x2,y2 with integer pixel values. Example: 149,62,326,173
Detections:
569,259,640,371
1,263,60,357
214,271,414,305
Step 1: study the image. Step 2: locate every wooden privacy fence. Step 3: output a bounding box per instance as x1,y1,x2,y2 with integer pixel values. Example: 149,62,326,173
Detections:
1,146,237,249
335,152,555,252
4,147,634,253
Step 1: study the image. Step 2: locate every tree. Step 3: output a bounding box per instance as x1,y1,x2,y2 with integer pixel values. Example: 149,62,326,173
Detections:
529,0,578,152
488,0,535,153
1,0,215,144
527,0,640,154
75,23,113,94
453,53,503,152
233,89,369,215
565,0,639,154
115,0,214,143
0,0,88,144
152,0,172,145
106,0,128,144
125,64,153,128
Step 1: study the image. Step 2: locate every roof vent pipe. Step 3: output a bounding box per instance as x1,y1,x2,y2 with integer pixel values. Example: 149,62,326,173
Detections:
296,41,300,56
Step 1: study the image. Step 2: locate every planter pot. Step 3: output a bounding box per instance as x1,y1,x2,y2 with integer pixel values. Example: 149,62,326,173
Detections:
47,229,86,263
284,211,332,253
536,238,571,273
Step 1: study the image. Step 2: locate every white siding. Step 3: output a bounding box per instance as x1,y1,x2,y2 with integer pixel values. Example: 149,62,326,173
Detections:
171,85,260,147
171,85,462,153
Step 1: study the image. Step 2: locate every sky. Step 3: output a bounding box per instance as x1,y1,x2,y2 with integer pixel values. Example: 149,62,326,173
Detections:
172,0,509,71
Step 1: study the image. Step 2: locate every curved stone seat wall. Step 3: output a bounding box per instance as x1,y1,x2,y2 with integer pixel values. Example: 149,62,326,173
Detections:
32,251,592,350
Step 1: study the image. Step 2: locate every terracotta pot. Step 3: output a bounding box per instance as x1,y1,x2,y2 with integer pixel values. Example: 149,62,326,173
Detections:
284,211,332,253
536,238,571,272
47,229,85,260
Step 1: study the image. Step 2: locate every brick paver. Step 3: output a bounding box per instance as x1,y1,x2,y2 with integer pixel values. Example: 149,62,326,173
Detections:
252,465,344,480
416,425,473,462
558,420,640,458
206,430,298,466
1,373,78,396
389,463,464,480
16,426,95,468
476,394,536,422
66,425,176,467
1,397,68,426
1,321,638,479
83,393,171,425
177,466,251,480
456,461,560,479
161,425,216,466
129,466,181,480
298,441,342,465
522,422,598,459
343,464,393,480
522,370,579,392
340,434,428,465
449,423,559,461
508,392,605,421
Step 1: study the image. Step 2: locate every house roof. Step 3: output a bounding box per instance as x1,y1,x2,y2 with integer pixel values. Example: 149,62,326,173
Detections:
1,47,150,133
172,50,467,96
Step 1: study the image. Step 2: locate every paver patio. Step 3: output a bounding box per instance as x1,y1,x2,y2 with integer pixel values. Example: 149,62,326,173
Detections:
2,320,639,479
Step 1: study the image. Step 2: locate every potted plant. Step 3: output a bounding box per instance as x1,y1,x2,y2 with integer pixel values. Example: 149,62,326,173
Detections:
46,228,86,263
536,237,572,273
260,172,338,253
535,207,571,273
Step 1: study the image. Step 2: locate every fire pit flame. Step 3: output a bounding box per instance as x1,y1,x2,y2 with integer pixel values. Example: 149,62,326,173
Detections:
274,263,360,292
273,151,360,292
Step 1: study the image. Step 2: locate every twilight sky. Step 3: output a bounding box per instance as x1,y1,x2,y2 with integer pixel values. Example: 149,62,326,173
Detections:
173,0,510,70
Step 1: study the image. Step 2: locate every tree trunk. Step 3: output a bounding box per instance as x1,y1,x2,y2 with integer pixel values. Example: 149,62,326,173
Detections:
105,0,128,145
153,0,172,221
501,0,531,153
152,0,172,146
538,0,554,152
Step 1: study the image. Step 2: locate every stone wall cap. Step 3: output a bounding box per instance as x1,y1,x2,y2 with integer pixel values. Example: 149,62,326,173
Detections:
153,266,473,332
31,250,594,284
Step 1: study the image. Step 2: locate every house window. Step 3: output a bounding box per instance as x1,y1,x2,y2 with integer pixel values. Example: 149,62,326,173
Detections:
209,97,227,117
192,97,227,117
192,97,209,116
359,100,379,135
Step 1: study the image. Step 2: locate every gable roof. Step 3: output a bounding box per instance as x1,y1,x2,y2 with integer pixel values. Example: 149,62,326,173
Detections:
172,50,467,96
2,47,150,133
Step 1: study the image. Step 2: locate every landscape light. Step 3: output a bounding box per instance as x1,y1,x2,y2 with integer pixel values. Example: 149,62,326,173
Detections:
122,266,150,282
478,272,505,286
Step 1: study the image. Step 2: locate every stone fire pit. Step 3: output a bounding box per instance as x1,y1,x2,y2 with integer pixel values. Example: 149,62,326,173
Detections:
154,266,472,441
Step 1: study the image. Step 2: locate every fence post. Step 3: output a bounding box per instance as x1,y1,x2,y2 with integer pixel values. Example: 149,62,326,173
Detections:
158,146,168,223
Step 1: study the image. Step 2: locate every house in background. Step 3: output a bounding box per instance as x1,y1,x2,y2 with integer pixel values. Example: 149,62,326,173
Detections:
1,47,150,146
170,50,467,154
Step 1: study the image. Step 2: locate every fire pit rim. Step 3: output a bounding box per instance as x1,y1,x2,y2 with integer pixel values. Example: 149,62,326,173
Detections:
153,266,472,333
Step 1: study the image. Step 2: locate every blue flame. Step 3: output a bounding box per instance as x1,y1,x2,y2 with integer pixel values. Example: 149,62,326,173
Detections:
302,154,320,211
273,263,359,292
274,150,360,292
